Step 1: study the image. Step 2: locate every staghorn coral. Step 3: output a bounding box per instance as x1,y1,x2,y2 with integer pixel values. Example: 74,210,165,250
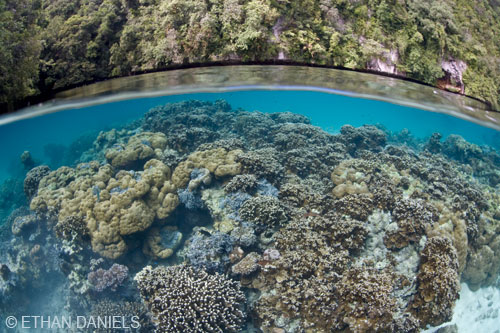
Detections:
91,299,154,333
134,264,246,333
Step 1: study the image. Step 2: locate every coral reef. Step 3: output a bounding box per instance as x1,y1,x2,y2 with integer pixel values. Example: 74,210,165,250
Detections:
90,299,154,333
135,264,246,333
87,263,129,293
239,195,289,228
181,229,234,273
105,132,167,169
23,165,51,200
143,226,182,259
30,159,179,258
2,100,499,332
410,237,460,327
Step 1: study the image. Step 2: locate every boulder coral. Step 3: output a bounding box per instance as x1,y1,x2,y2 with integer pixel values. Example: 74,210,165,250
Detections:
105,132,167,169
171,148,242,188
30,159,179,258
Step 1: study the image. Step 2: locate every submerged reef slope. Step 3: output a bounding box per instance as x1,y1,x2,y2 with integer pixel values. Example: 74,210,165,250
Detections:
5,100,500,332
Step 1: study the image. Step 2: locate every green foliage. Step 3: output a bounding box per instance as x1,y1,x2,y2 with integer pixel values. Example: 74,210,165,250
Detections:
0,0,41,109
1,0,500,109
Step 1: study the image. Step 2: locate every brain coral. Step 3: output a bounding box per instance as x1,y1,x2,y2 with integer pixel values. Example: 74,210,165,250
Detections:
135,264,246,333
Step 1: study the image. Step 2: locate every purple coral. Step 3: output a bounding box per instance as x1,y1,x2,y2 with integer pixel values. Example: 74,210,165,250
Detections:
87,263,129,292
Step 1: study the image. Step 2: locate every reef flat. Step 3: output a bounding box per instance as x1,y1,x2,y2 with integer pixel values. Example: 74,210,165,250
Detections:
1,100,500,332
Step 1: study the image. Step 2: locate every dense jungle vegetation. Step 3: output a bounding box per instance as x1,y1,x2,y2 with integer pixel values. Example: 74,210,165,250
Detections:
1,0,500,111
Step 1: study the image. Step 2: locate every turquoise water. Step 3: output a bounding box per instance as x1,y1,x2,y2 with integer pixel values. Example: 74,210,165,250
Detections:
1,91,498,183
0,90,499,332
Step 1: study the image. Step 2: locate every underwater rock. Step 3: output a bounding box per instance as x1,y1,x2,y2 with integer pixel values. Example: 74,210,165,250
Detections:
135,264,246,333
11,213,38,236
20,151,35,170
23,165,51,200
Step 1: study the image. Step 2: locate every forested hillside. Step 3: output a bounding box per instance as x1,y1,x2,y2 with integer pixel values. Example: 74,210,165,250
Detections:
1,0,500,111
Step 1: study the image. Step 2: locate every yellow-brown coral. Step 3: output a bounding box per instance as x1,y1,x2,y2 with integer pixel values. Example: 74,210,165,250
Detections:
30,159,179,259
105,132,167,169
171,148,242,188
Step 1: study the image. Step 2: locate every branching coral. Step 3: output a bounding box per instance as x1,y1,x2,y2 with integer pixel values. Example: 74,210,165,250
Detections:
135,264,246,333
410,236,460,327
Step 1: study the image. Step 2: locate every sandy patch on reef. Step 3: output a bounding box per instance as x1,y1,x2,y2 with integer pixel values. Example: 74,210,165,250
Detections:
424,282,500,333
